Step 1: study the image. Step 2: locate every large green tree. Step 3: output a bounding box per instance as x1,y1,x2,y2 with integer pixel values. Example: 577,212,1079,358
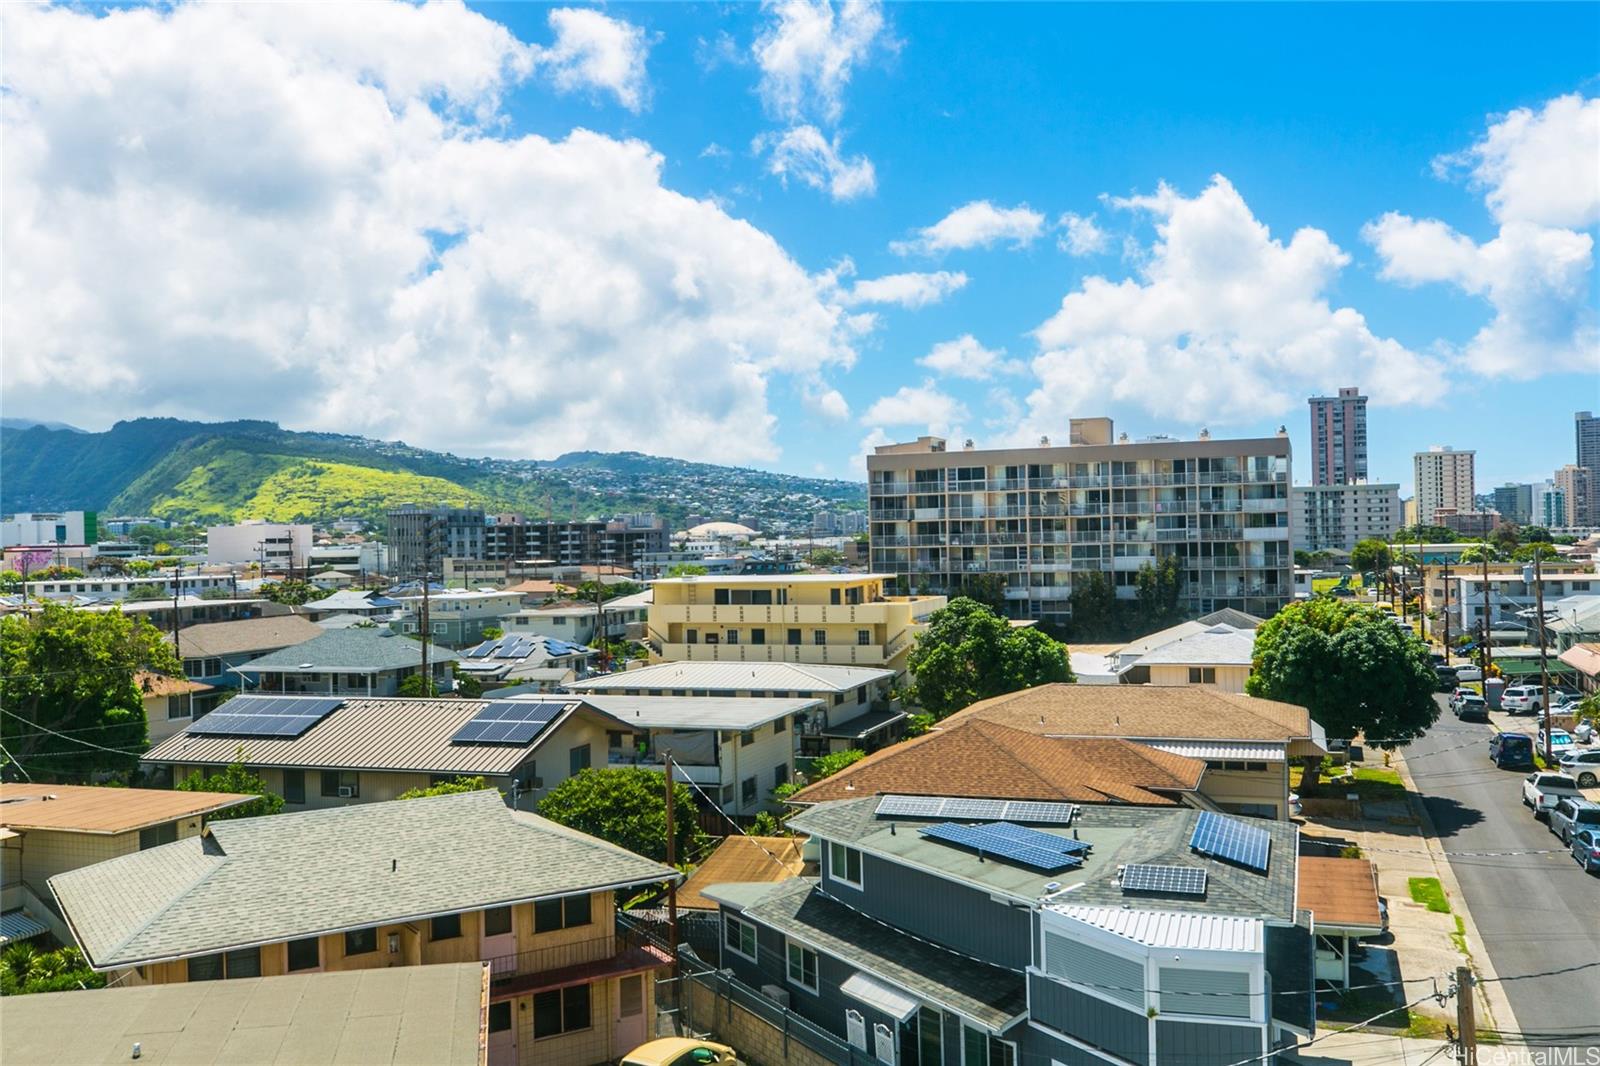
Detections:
1067,569,1118,638
1457,542,1500,565
176,758,285,819
1246,599,1439,751
1348,538,1392,577
0,603,173,780
1134,556,1184,630
908,597,1073,717
260,580,317,606
537,767,704,865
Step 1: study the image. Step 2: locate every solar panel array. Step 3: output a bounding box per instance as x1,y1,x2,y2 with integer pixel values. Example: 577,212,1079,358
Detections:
1189,811,1272,873
919,821,1088,871
465,635,539,660
875,795,1078,825
1121,863,1208,896
449,700,572,746
187,696,344,739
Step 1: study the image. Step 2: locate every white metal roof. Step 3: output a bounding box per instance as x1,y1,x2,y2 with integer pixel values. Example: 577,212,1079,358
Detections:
1144,740,1286,762
840,972,919,1021
567,660,894,694
565,695,822,730
1131,626,1255,667
1048,905,1263,952
648,573,894,585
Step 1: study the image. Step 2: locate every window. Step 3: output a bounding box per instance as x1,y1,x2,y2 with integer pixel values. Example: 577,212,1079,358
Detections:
773,715,786,734
828,842,863,887
344,927,378,956
740,729,756,746
1188,667,1217,684
742,776,757,804
787,629,802,646
431,914,461,941
857,686,868,705
774,764,788,790
620,974,644,1018
283,769,305,805
166,697,190,720
533,983,591,1038
786,940,819,992
813,630,827,646
488,1001,512,1033
918,1008,944,1066
726,630,739,645
686,628,698,644
483,906,512,937
535,894,592,933
189,948,259,981
286,937,320,972
857,629,871,646
962,1026,1017,1066
321,770,359,798
187,953,223,982
724,914,758,960
139,822,178,850
750,629,765,645
569,744,591,776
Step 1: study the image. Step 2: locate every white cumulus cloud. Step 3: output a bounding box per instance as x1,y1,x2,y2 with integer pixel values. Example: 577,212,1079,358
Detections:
1057,211,1110,256
1023,176,1441,430
861,381,968,433
534,8,653,112
840,270,968,308
892,200,1046,256
917,335,1022,380
757,125,876,201
1,1,858,466
1366,93,1599,379
752,0,885,124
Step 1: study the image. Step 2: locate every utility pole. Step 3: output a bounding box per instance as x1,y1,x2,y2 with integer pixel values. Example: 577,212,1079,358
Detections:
171,558,182,661
419,517,433,696
1533,551,1552,764
1442,563,1452,667
1480,553,1493,682
662,750,679,983
1455,964,1477,1066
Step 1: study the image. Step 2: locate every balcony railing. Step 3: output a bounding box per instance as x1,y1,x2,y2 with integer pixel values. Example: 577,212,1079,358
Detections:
486,928,661,985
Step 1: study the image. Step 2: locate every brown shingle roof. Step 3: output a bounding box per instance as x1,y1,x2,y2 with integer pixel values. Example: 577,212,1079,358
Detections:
0,784,253,835
1296,856,1383,931
790,718,1205,806
942,683,1317,743
678,836,809,911
170,615,325,659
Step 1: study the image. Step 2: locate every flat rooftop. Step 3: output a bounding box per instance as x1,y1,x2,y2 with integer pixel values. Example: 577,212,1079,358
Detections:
649,572,895,585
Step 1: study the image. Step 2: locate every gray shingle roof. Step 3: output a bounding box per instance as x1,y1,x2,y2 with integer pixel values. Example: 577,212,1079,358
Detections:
242,629,457,672
171,615,326,659
50,789,676,969
1131,625,1256,666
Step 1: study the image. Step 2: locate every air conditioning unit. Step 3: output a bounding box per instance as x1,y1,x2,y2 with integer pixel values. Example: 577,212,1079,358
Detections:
529,778,544,789
337,786,355,798
760,984,790,1009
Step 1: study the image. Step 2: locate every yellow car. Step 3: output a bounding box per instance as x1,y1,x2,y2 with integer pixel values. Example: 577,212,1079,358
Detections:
620,1038,740,1066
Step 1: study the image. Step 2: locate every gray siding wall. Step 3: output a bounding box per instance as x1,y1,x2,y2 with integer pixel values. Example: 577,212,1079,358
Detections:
1155,1019,1264,1065
1042,931,1145,1011
1019,1025,1110,1066
1264,921,1315,1033
822,849,1033,971
1159,967,1252,1020
1028,973,1149,1066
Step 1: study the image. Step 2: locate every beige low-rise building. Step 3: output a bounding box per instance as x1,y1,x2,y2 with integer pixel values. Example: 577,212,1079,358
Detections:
1119,624,1257,692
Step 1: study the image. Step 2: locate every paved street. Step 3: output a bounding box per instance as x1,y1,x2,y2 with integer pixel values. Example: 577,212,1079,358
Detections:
1403,704,1600,1049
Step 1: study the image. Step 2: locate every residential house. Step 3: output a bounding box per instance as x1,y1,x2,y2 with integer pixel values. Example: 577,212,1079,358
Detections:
705,797,1311,1066
174,615,325,689
300,588,403,623
1296,857,1384,990
0,962,489,1066
136,671,219,744
49,790,677,1066
645,573,945,677
941,685,1327,820
1542,594,1600,653
1119,624,1257,691
1454,571,1598,632
567,661,900,757
1,784,250,948
23,572,234,602
392,588,527,648
309,568,354,590
456,633,597,692
28,594,280,629
677,836,810,913
239,629,458,697
503,602,631,645
1558,643,1600,695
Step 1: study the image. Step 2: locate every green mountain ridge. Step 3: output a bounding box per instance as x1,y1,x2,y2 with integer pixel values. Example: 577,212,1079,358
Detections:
0,418,866,530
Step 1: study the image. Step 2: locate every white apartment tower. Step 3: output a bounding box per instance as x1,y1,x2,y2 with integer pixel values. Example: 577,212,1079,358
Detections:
1413,447,1476,524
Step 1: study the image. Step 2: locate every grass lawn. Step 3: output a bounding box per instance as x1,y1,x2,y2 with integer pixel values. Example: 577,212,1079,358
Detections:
1349,766,1408,804
1407,876,1451,913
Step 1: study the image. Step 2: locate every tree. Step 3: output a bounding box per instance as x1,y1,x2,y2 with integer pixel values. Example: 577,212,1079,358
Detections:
1134,556,1183,630
1293,550,1313,568
1247,599,1439,758
1511,542,1559,563
480,626,504,640
30,566,85,582
1067,569,1118,638
808,749,866,779
1,944,105,997
124,559,157,576
806,547,844,567
537,768,704,865
907,597,1074,718
396,674,438,697
1490,523,1521,554
398,775,490,799
576,579,644,602
1393,524,1457,543
1349,538,1392,577
1520,526,1553,544
260,580,317,606
0,604,171,780
176,757,284,819
451,663,483,699
125,583,170,601
1457,542,1499,565
957,572,1008,613
665,563,708,577
0,570,21,594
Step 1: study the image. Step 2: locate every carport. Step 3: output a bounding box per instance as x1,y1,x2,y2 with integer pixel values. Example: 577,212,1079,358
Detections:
1298,856,1386,988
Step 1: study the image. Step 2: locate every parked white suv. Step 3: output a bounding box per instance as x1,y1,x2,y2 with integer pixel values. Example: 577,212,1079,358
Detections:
1559,750,1600,788
1501,685,1548,715
1522,772,1582,820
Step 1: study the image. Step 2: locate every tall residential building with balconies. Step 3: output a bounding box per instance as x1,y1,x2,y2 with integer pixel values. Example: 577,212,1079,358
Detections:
1290,482,1401,553
644,573,945,676
1577,411,1600,518
386,505,486,578
1554,464,1594,528
1412,446,1475,524
1308,386,1368,486
866,420,1293,623
1492,483,1534,526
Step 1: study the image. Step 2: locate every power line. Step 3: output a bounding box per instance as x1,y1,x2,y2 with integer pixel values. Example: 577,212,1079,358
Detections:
0,707,149,758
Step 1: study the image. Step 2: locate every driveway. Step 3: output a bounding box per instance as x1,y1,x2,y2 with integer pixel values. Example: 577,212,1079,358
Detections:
1402,703,1600,1048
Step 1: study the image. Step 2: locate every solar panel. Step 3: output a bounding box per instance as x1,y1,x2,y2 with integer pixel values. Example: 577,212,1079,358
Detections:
466,638,499,658
983,820,1092,856
918,822,1085,872
1121,864,1208,896
940,798,1009,821
875,795,946,818
450,700,572,746
187,696,344,739
873,795,1080,826
998,801,1079,826
1189,811,1272,873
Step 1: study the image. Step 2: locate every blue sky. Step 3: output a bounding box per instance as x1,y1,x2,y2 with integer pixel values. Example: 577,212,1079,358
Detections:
4,2,1597,494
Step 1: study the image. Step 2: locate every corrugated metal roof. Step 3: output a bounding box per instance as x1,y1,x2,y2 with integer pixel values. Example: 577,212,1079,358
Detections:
0,911,51,946
0,784,254,834
576,695,821,730
1048,905,1263,952
141,697,583,775
1144,741,1286,762
568,660,893,694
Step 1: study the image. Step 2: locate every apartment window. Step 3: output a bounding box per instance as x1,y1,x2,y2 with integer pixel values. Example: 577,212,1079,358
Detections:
1188,667,1217,684
533,983,591,1039
726,630,739,645
430,914,461,941
286,937,320,972
139,822,178,850
535,894,592,933
774,764,789,790
166,697,189,720
813,630,827,646
857,629,871,646
720,785,735,805
283,769,306,805
786,940,819,993
686,628,698,644
488,1001,512,1034
569,744,591,776
483,906,512,937
740,729,756,746
787,629,802,646
828,842,863,888
344,928,378,956
773,715,786,734
321,770,359,798
857,686,868,705
750,629,766,645
742,776,757,804
724,914,758,961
